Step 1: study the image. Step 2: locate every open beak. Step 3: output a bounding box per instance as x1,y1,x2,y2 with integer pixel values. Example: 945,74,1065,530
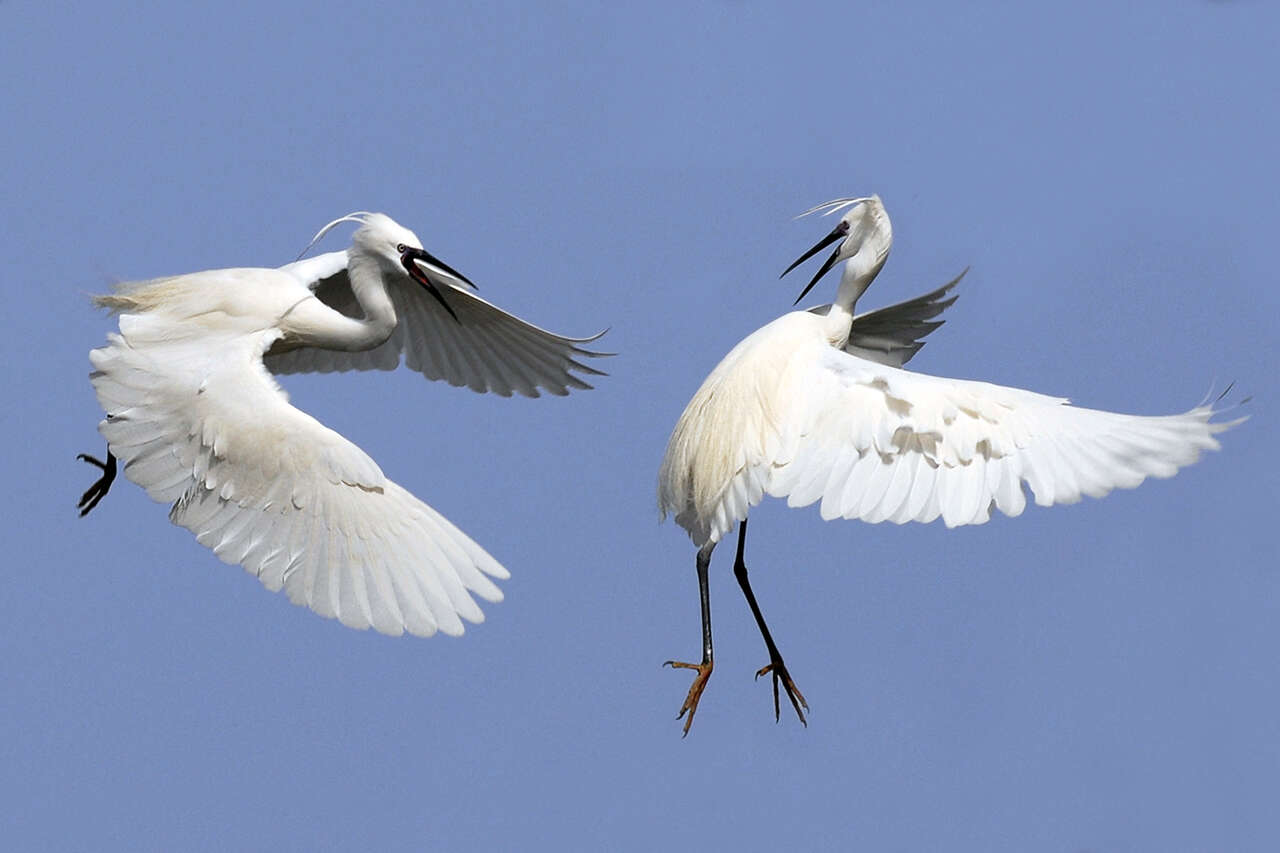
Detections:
401,247,475,323
780,221,849,306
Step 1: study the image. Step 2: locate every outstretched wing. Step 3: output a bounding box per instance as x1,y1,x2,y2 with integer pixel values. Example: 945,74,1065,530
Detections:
808,269,965,367
91,312,508,637
766,347,1240,528
268,251,608,397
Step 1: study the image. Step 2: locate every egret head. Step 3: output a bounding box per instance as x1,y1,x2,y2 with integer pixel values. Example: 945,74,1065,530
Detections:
305,211,475,322
781,195,892,305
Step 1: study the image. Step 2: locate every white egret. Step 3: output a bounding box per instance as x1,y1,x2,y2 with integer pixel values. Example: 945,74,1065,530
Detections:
79,211,607,638
658,195,1240,734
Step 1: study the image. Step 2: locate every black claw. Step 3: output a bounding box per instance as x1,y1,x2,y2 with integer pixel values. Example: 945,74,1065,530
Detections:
756,661,808,727
77,451,117,517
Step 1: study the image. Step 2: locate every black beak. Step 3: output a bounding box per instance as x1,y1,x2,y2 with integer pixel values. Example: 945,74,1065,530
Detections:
401,247,474,323
780,221,849,306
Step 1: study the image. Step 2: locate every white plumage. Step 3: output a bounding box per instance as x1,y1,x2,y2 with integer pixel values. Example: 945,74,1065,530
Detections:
661,313,1230,546
657,195,1240,734
83,212,606,637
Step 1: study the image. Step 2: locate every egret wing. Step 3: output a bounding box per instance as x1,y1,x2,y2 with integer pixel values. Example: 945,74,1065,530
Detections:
808,269,964,367
767,347,1239,528
90,313,508,637
269,251,608,397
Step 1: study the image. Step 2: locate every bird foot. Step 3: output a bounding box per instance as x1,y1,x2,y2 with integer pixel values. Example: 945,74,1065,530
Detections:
663,658,714,737
755,658,808,726
76,452,117,517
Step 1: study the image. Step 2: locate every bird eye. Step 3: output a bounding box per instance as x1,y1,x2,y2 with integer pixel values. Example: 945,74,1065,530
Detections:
396,243,407,253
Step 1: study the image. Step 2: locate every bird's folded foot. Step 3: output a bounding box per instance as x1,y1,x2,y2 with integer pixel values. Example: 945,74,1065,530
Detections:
76,452,117,517
664,658,714,737
755,657,808,726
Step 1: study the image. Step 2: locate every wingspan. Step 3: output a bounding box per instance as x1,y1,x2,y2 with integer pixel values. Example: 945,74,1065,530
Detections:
91,311,508,637
269,251,609,397
767,347,1240,528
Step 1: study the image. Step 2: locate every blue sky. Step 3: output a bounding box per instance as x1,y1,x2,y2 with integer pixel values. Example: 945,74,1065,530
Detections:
5,1,1278,850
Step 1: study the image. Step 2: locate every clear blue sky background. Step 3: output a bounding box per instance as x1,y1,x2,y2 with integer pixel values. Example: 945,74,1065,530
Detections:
4,2,1278,850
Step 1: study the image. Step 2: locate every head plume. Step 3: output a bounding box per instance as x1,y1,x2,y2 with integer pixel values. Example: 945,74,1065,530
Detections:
792,196,877,220
295,211,377,260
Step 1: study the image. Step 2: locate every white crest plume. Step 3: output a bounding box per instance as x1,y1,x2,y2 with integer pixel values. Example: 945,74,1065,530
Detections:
793,196,875,220
295,211,376,260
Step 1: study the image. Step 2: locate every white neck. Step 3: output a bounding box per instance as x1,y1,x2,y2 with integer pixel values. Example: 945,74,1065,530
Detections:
821,246,888,344
285,254,399,352
336,254,399,350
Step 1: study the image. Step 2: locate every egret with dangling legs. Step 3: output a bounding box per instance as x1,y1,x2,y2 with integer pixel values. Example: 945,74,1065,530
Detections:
658,195,1240,735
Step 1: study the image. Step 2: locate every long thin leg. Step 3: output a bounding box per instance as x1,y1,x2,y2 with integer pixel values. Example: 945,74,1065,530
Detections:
77,448,116,516
732,519,808,726
664,542,716,736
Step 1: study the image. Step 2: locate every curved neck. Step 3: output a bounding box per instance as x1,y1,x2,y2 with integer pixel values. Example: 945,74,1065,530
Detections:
822,246,887,345
833,246,886,314
336,255,399,350
283,255,399,352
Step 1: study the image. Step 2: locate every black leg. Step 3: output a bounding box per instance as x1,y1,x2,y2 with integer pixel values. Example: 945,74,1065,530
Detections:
76,448,117,517
732,519,808,726
664,542,716,736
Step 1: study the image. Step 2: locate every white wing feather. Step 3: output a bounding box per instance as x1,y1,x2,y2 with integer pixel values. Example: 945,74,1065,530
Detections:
91,312,508,637
269,251,607,397
771,345,1237,529
660,311,1239,547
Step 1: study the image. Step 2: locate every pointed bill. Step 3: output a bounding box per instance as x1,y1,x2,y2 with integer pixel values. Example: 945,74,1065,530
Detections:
410,251,477,291
401,248,466,323
780,221,849,305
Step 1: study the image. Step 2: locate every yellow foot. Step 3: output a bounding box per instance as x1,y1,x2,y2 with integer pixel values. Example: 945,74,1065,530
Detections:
755,659,808,726
663,658,714,737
